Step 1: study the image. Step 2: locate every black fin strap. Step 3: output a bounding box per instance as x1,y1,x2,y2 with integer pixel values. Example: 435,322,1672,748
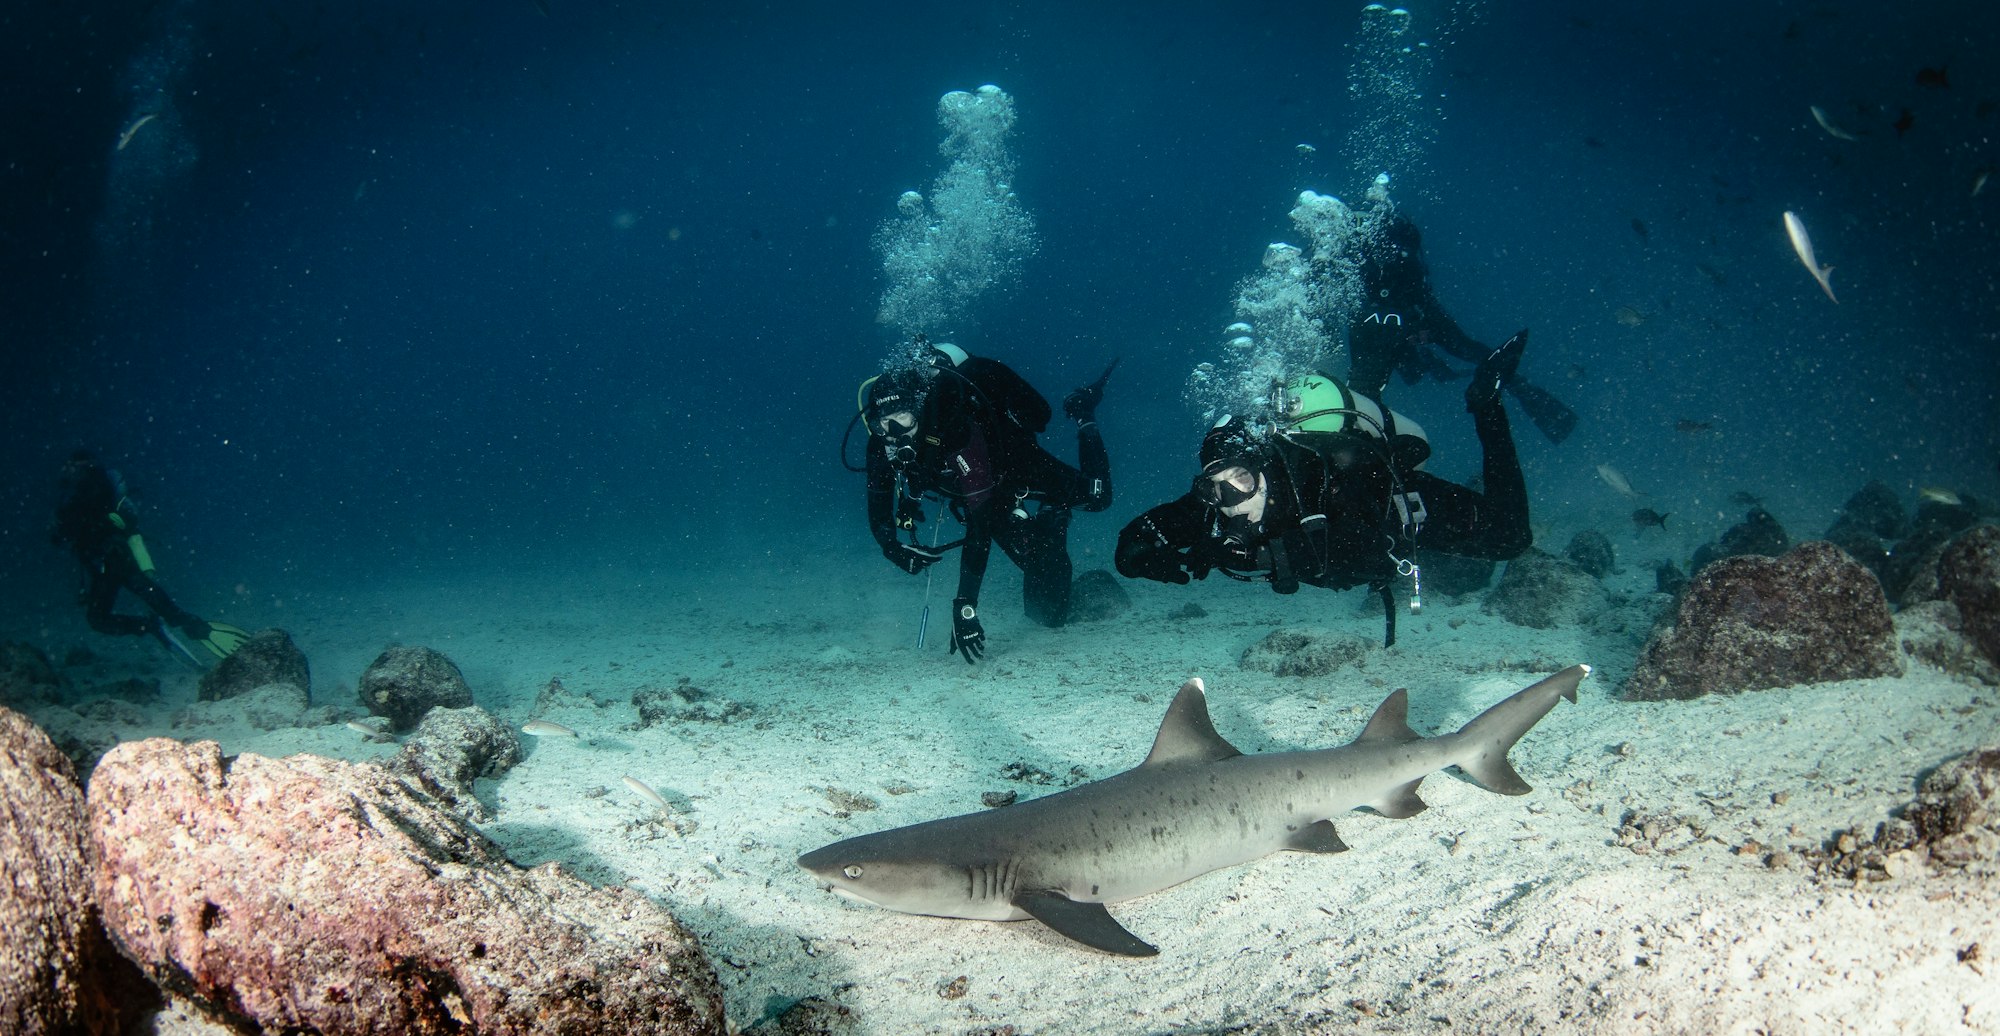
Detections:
1377,581,1397,648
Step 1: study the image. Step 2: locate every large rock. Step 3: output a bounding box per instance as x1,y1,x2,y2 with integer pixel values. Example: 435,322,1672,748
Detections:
1940,525,2000,666
89,739,724,1035
197,629,310,702
0,641,62,708
0,707,148,1035
1690,507,1791,576
359,645,474,732
1066,569,1132,623
1624,541,1903,700
385,705,523,820
1563,530,1616,579
1902,746,2000,870
1482,549,1604,630
1417,551,1497,597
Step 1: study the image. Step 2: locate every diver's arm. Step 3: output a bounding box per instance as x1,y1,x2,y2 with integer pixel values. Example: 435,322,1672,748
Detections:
954,513,995,602
1074,421,1112,512
1115,496,1209,583
864,450,901,551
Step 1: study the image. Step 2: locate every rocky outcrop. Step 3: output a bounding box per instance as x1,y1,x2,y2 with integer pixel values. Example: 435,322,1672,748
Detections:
359,645,474,731
1624,541,1903,700
1896,600,2000,685
1563,530,1616,580
1482,549,1604,630
1903,746,2000,870
0,641,63,709
1690,507,1791,576
174,682,313,732
385,705,522,820
0,707,148,1035
1066,569,1133,622
1416,551,1497,597
1239,628,1372,677
89,738,724,1035
1939,525,2000,667
197,629,310,703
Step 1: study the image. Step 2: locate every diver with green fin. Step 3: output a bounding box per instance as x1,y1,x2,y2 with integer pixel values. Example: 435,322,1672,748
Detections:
850,338,1115,662
51,450,250,665
1115,333,1533,647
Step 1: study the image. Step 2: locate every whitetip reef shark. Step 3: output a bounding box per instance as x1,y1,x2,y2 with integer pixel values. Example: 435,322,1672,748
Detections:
799,664,1588,956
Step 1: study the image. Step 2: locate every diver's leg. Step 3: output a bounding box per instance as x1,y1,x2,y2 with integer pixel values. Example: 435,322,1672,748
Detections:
83,567,150,636
1468,401,1532,557
996,507,1073,627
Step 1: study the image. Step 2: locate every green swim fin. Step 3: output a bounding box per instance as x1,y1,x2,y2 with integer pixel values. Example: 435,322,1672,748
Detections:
187,620,251,660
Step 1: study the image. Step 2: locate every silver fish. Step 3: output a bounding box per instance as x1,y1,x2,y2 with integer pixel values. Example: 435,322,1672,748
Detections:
623,776,671,812
1783,211,1838,304
1809,105,1859,142
521,719,579,738
1596,463,1638,499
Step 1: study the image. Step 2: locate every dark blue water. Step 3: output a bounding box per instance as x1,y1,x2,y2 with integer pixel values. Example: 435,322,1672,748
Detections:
4,1,1995,628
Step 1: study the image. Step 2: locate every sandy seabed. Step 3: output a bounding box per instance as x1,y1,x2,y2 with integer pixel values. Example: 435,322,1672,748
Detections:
34,550,1998,1036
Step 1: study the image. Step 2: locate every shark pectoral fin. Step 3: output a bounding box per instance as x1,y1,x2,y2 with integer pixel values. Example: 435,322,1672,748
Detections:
1283,819,1350,854
1014,891,1158,957
1369,779,1428,819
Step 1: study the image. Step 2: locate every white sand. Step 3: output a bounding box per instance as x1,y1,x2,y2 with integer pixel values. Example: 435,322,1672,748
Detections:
33,552,2000,1035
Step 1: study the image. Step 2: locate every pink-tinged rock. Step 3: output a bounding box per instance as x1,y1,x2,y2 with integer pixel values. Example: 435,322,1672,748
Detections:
0,706,147,1035
89,739,724,1035
1940,525,2000,667
1624,541,1903,701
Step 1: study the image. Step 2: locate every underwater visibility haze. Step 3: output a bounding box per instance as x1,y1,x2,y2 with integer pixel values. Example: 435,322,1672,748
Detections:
3,1,2000,1032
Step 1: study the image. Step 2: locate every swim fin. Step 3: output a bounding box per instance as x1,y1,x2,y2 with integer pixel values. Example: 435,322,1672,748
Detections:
148,617,206,669
185,620,251,660
1507,379,1578,444
1465,330,1527,413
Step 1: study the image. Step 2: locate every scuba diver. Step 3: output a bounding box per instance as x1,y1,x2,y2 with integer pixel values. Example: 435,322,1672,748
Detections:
1350,215,1578,444
51,450,250,665
1114,332,1534,647
856,339,1115,663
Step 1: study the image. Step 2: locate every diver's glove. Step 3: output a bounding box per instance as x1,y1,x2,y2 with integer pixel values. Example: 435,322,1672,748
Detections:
882,541,944,575
1062,357,1120,423
948,598,986,663
1466,329,1527,412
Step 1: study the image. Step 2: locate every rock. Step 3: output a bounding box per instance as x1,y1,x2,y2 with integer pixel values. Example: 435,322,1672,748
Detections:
1416,551,1497,597
1623,541,1904,701
1239,628,1372,677
1884,507,1983,605
1482,549,1605,630
386,706,522,820
1066,569,1132,623
197,629,310,703
1690,507,1790,575
0,641,63,708
1563,530,1617,579
1902,746,2000,870
1167,602,1208,620
1654,560,1689,596
632,680,753,729
89,739,724,1035
1896,601,2000,685
176,683,312,732
1839,480,1910,540
1940,525,2000,667
0,706,150,1035
358,645,473,732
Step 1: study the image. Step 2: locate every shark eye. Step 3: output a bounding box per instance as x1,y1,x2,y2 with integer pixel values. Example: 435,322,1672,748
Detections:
842,865,863,879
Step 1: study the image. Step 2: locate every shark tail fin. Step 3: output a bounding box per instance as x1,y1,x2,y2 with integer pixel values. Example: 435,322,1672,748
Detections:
1450,665,1588,796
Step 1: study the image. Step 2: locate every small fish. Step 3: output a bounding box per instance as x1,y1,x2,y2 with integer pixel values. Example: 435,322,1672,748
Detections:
1918,486,1963,507
116,113,157,151
345,721,395,744
1631,508,1670,530
1295,142,1316,156
1782,211,1837,304
521,719,579,738
1974,170,1990,198
1728,490,1764,508
1630,217,1649,240
1915,66,1950,90
1674,418,1713,434
622,776,671,812
1695,261,1727,287
1893,108,1915,138
1809,105,1859,142
1583,136,1606,149
1614,305,1647,328
1597,463,1639,499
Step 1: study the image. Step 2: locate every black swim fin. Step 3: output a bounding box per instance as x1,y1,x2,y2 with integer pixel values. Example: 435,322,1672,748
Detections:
1508,379,1578,444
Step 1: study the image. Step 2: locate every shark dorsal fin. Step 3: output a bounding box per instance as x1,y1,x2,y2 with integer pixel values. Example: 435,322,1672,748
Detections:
1143,678,1243,766
1356,688,1422,744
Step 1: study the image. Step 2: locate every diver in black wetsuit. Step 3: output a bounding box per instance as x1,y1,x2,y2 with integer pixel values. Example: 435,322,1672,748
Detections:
1349,215,1578,444
1115,334,1534,647
860,343,1114,663
51,451,249,663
